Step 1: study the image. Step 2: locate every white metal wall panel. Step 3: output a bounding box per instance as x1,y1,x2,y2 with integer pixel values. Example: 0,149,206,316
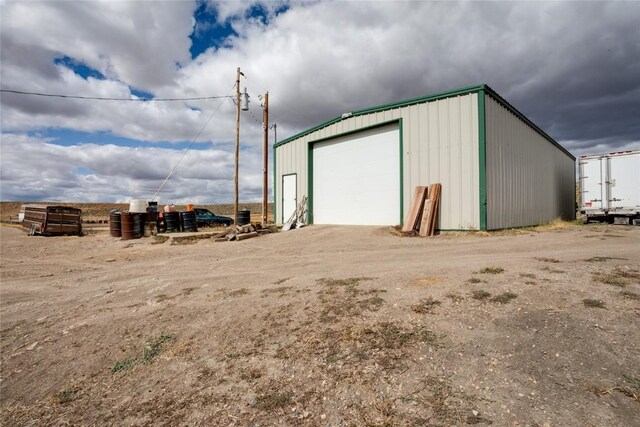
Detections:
485,95,575,229
275,93,480,229
313,125,400,225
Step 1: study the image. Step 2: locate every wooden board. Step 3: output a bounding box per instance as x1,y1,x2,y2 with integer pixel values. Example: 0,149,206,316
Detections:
418,199,433,237
426,183,441,236
402,186,428,232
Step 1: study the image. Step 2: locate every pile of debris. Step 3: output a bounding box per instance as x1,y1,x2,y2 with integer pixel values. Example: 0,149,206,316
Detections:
283,195,308,231
402,183,441,237
213,223,276,242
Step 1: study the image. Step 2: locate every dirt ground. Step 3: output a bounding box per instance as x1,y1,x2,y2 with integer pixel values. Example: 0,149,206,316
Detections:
1,222,639,426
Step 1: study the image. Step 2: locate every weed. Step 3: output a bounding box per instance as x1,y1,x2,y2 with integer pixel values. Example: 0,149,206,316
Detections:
593,267,640,287
525,281,537,285
583,299,606,309
588,374,640,402
622,374,640,398
111,357,137,373
519,273,536,279
584,256,627,262
255,391,292,411
181,287,197,296
110,334,175,373
317,278,382,322
467,277,482,284
141,335,175,364
491,292,517,304
539,266,565,273
358,295,385,312
155,294,171,302
479,267,504,274
357,322,438,349
620,290,640,300
225,288,249,297
272,277,291,285
54,386,79,404
471,290,491,300
535,257,561,263
318,277,374,287
411,297,442,314
445,293,464,302
261,286,293,296
240,367,263,381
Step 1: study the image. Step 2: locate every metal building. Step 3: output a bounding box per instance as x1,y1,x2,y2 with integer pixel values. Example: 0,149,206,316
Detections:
273,84,575,230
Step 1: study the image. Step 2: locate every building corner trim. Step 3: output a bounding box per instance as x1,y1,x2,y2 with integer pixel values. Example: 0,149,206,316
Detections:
478,88,488,231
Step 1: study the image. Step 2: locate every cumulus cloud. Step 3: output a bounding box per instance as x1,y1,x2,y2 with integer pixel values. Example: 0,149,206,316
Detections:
1,0,639,203
0,133,263,204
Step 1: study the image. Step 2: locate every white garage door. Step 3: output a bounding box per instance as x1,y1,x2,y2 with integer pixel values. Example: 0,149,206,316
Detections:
312,124,400,225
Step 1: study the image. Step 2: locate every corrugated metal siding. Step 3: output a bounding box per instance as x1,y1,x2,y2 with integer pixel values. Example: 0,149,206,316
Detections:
275,93,480,229
485,95,575,229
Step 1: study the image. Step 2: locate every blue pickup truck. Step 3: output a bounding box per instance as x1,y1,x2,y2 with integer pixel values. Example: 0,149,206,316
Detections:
194,208,234,227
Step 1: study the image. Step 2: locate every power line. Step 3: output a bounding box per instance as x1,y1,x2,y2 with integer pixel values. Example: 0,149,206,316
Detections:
150,83,236,201
0,88,232,102
243,74,315,123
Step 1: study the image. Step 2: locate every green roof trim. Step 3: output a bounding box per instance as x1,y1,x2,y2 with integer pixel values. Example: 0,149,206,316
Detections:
274,83,575,162
275,84,485,148
482,86,575,161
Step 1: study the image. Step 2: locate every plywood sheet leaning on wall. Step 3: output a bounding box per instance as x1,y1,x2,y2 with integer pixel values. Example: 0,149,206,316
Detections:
419,183,441,237
402,186,428,232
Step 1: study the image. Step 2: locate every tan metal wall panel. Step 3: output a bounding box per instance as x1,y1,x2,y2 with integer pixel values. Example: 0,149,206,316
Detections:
485,95,575,229
275,93,480,229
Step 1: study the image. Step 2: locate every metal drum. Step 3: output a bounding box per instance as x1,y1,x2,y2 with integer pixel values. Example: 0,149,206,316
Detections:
134,213,144,238
238,209,250,226
164,211,181,232
120,213,138,240
109,212,121,237
180,211,197,232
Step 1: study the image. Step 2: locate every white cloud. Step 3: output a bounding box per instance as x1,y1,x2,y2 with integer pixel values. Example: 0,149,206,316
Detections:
0,133,266,204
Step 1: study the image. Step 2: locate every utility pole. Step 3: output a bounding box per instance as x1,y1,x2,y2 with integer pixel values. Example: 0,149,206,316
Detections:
234,67,241,226
262,92,269,226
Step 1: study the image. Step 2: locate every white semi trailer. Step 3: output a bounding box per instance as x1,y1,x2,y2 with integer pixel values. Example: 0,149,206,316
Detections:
578,150,640,224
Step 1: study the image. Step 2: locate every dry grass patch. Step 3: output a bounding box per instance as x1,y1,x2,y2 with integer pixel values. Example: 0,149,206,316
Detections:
491,292,518,304
467,277,483,284
254,390,293,411
411,297,442,314
583,299,606,309
535,257,561,263
584,256,627,263
588,374,640,402
54,386,80,405
620,290,640,300
471,290,491,300
445,293,465,303
593,266,640,287
479,267,504,274
317,277,383,323
111,334,175,373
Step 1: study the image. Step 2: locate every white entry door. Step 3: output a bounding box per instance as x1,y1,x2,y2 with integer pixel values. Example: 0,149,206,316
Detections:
282,174,297,223
312,124,400,225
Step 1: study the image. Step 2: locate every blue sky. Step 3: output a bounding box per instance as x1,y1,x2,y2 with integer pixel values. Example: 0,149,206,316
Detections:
1,0,639,203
